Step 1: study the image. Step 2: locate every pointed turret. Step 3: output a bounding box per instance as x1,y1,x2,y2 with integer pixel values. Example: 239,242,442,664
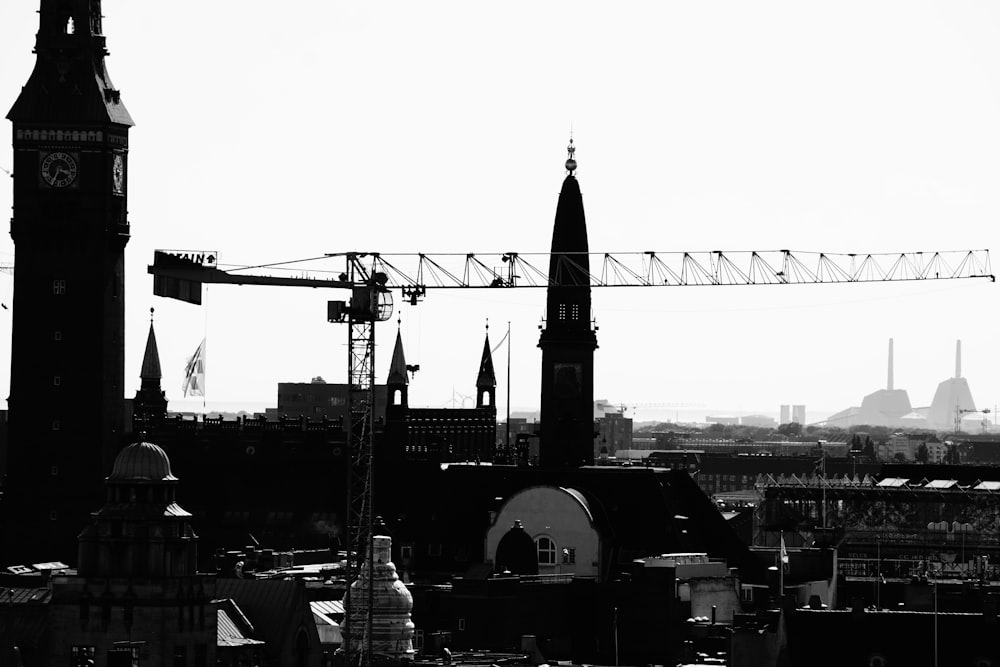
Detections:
387,326,409,409
538,140,599,468
140,312,163,384
133,308,168,427
476,330,497,408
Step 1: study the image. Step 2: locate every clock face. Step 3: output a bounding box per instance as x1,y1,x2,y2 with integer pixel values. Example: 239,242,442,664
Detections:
41,151,78,188
112,153,124,194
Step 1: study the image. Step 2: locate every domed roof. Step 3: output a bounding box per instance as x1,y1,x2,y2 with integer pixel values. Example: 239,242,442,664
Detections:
495,520,538,576
109,441,177,481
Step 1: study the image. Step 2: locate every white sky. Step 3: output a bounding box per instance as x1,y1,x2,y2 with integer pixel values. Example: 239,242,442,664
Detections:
1,2,998,423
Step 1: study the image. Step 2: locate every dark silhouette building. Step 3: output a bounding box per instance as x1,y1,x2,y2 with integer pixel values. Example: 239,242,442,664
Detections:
384,326,498,464
132,309,169,429
538,141,598,468
4,0,133,563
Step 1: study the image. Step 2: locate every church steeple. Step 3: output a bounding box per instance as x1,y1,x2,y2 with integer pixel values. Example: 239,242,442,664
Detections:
133,308,168,428
476,326,497,408
537,140,598,468
140,309,163,384
387,325,409,408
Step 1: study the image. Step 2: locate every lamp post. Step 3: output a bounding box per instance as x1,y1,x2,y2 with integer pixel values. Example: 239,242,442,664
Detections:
875,536,881,610
931,577,938,667
613,606,619,667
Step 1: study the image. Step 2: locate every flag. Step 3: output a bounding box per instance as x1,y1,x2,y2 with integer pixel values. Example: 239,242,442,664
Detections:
780,534,790,573
182,338,206,397
490,328,509,356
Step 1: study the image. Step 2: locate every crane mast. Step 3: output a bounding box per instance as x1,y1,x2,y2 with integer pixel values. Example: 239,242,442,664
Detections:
147,245,992,667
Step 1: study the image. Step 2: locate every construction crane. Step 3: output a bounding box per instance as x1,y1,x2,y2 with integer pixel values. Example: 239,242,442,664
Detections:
956,407,993,434
147,246,992,667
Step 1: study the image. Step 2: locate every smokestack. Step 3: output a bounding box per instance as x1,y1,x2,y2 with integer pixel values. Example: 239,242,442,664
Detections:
956,340,962,379
887,338,894,391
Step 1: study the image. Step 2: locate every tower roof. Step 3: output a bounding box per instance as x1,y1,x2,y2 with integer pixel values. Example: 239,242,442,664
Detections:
548,140,590,285
547,175,591,284
477,334,497,389
8,0,133,126
387,329,408,385
140,313,162,382
495,520,538,576
109,440,177,482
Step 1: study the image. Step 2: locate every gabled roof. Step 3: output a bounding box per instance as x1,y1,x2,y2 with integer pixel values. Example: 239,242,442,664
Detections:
923,479,958,489
215,578,310,655
311,600,344,645
216,598,265,648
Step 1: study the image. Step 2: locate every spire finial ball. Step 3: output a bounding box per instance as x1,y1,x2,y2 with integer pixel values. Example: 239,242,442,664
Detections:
565,138,577,174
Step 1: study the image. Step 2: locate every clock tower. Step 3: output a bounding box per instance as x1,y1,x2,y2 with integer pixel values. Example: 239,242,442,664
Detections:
3,0,133,563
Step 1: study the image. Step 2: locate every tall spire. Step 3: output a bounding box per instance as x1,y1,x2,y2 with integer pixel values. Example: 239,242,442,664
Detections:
477,325,497,389
538,140,598,468
133,308,168,428
140,308,163,384
388,325,409,386
477,324,497,410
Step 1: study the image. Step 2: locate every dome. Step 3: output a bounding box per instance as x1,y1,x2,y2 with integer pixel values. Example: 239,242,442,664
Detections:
495,520,538,575
109,441,177,481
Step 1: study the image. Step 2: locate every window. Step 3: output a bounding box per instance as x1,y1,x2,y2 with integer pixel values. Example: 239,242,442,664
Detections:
415,629,425,652
52,279,67,295
51,466,58,476
458,618,466,631
400,546,412,561
174,644,187,667
53,376,61,386
54,331,62,341
562,547,576,564
536,536,557,565
571,304,580,320
108,647,139,667
52,420,60,431
71,646,95,666
558,304,567,320
427,543,442,557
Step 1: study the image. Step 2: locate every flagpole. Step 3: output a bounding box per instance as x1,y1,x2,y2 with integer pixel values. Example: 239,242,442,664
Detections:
505,321,511,462
203,285,208,412
779,532,785,597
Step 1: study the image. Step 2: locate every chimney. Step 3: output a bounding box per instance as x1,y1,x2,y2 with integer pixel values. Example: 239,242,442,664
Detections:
887,338,894,391
956,340,962,379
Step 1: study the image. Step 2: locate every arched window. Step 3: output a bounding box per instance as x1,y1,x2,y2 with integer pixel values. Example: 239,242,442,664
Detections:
535,536,557,565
